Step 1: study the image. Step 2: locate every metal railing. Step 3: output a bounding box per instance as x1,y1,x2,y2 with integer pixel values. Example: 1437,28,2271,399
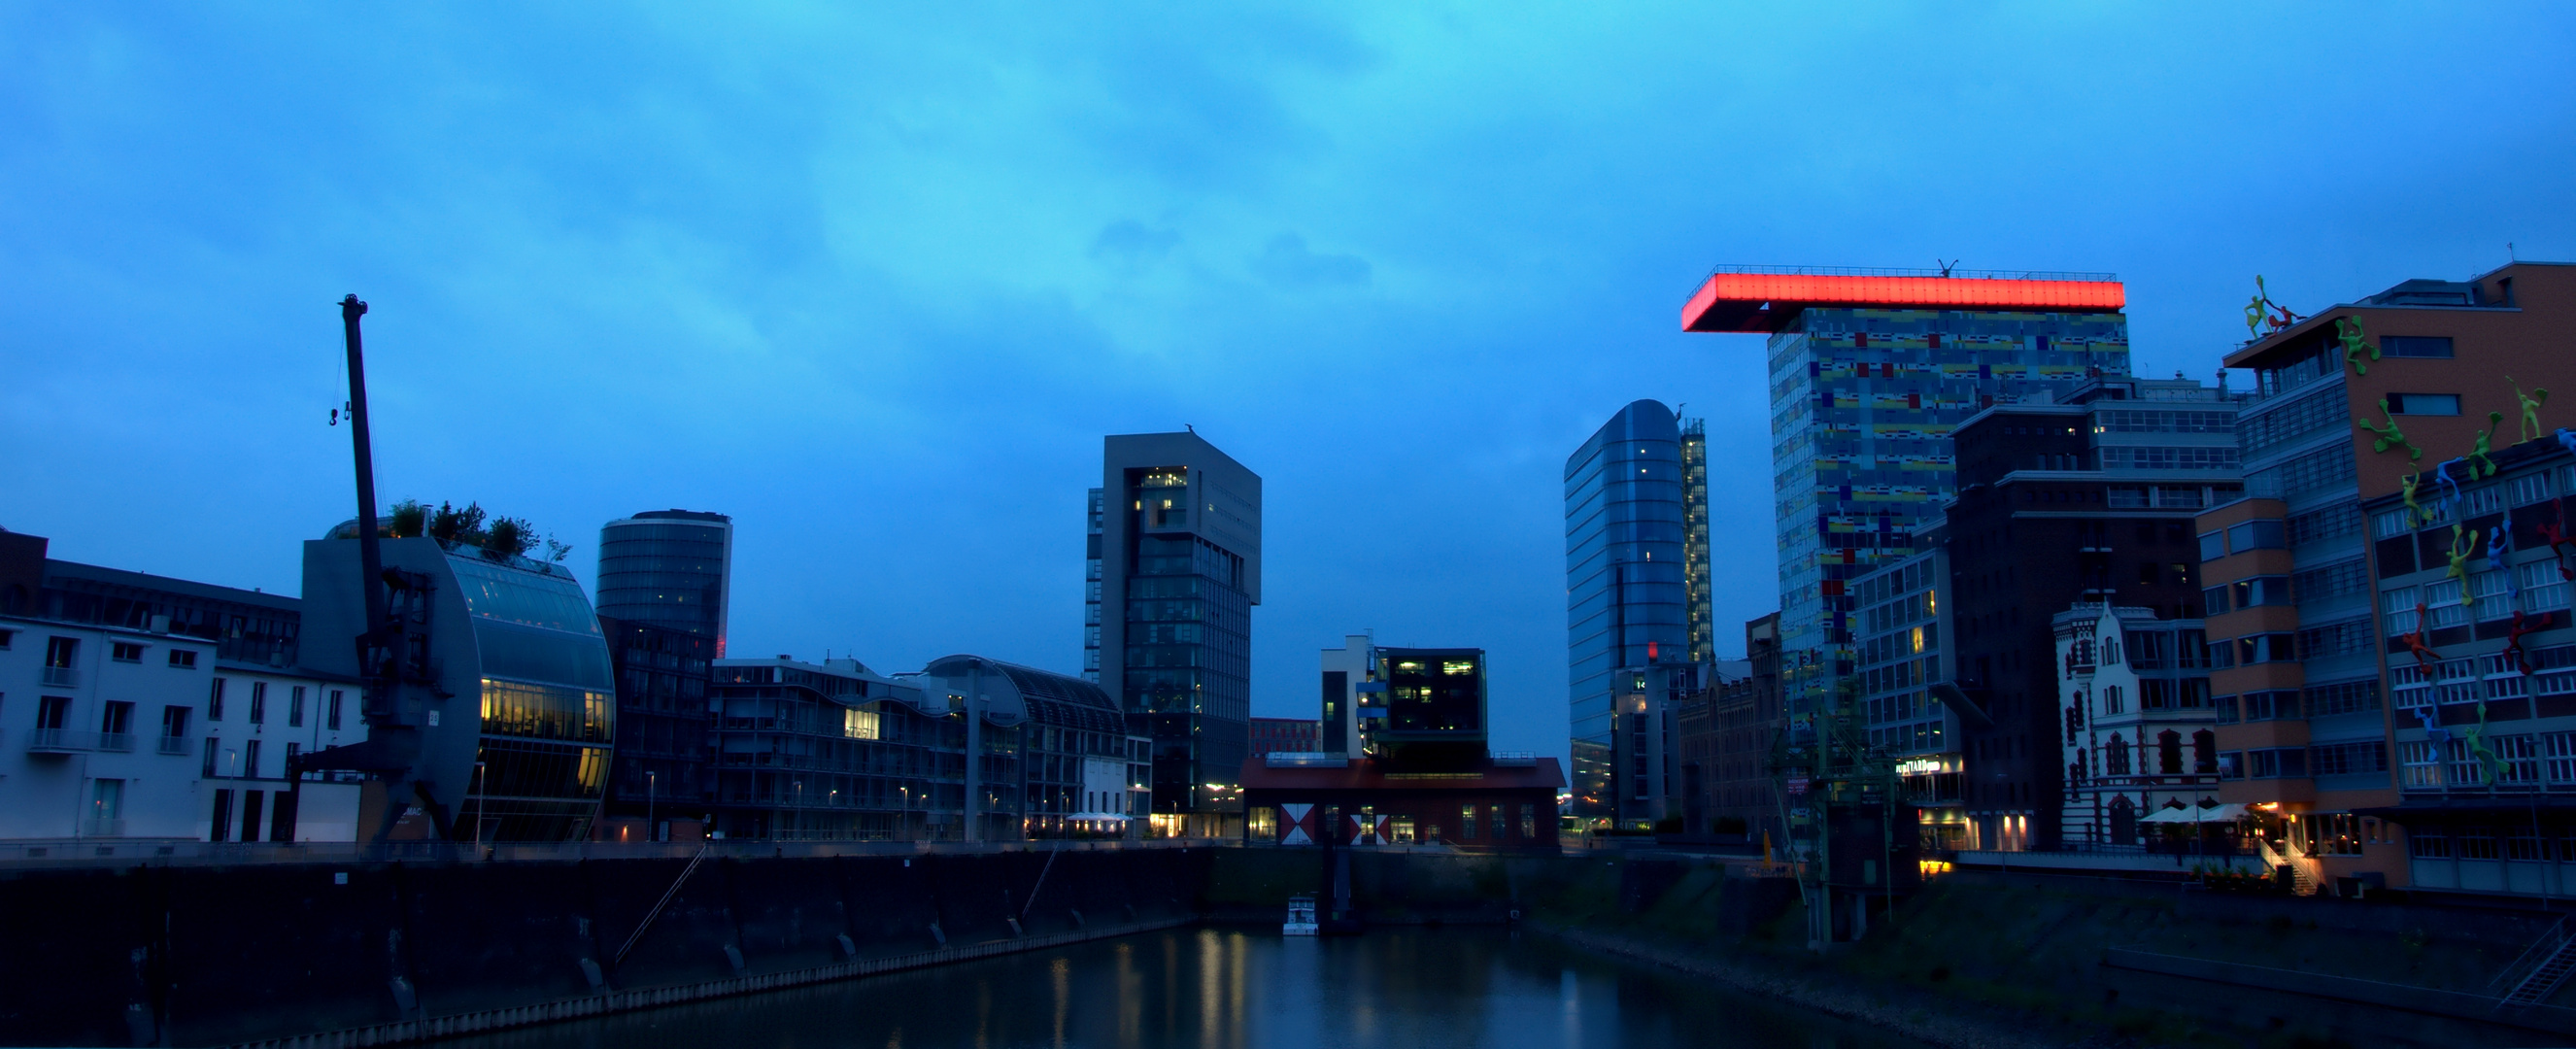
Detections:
1697,263,2118,283
40,666,78,687
96,732,134,754
81,818,126,838
157,734,191,756
26,728,93,752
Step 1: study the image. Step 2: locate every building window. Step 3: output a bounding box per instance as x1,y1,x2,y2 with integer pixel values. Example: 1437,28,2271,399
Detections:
2381,336,2454,358
2192,730,2217,775
2225,520,2287,553
208,678,225,722
2157,730,2184,775
248,682,267,726
100,700,134,743
2310,741,2389,777
1459,804,1478,840
2384,392,2460,416
201,737,220,778
2230,576,2290,608
244,739,261,780
162,704,190,741
1521,804,1537,839
112,642,144,663
2248,747,2307,779
37,694,72,731
288,686,306,728
327,690,345,730
2218,750,2243,779
168,649,198,669
2399,740,2442,788
209,790,233,842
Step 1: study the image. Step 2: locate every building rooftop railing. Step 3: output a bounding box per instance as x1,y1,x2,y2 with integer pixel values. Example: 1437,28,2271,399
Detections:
1699,264,2118,283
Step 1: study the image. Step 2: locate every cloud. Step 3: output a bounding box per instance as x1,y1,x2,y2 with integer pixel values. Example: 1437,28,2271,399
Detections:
1089,219,1181,273
1250,233,1371,289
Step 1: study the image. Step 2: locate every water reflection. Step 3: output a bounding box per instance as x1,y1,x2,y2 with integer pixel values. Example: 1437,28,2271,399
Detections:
432,928,1921,1049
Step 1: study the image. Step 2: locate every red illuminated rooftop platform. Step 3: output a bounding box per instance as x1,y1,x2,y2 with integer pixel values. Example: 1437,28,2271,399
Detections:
1680,265,2125,333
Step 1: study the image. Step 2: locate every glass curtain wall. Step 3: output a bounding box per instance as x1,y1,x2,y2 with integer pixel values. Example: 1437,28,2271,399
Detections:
1566,401,1689,817
450,555,615,841
596,511,732,658
1123,467,1251,811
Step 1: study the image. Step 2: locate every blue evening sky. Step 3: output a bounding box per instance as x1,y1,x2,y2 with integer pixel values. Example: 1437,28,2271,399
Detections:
4,5,2571,761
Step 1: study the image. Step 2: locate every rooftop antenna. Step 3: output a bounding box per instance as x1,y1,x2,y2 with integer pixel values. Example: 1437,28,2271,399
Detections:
1936,258,1958,278
1185,423,1197,434
2510,242,2518,261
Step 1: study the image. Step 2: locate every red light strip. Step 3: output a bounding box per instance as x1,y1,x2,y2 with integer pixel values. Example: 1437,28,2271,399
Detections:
1682,272,2125,332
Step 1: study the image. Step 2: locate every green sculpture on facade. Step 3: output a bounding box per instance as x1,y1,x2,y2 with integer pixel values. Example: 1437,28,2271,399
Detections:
2243,276,2298,340
2512,378,2551,443
2356,398,2423,461
2335,316,2379,376
2448,524,2481,612
2401,472,2429,529
2469,412,2505,480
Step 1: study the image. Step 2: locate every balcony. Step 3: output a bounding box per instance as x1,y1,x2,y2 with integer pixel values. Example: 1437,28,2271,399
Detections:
40,666,78,688
96,732,134,754
81,818,126,838
27,728,94,753
158,734,192,756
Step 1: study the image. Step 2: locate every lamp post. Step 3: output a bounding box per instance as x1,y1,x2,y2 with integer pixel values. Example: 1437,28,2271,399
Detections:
471,761,489,854
647,769,657,843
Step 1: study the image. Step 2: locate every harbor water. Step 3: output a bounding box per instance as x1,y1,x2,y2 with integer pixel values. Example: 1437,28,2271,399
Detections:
427,926,1924,1049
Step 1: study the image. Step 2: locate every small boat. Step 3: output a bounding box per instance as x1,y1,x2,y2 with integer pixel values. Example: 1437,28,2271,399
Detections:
1282,894,1319,936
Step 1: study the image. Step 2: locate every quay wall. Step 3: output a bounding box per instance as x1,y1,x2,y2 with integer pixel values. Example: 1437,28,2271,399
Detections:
0,846,1210,1047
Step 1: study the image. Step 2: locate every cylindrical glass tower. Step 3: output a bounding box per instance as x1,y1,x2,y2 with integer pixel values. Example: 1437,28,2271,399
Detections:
595,510,734,658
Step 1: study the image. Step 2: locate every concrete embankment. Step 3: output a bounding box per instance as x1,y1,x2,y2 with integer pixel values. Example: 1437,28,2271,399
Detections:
0,846,1210,1047
1519,855,2576,1049
13,845,2574,1048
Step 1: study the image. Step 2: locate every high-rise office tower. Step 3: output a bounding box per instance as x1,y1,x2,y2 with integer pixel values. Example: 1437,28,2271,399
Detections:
1679,266,2130,707
595,510,734,658
1566,400,1710,820
1087,431,1261,833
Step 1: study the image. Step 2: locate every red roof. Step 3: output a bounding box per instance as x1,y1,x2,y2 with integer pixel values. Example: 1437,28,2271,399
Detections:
1681,268,2125,333
1240,756,1566,792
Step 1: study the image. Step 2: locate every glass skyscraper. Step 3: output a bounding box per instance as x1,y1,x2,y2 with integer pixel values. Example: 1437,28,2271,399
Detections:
1087,431,1261,833
595,509,733,658
1566,400,1707,817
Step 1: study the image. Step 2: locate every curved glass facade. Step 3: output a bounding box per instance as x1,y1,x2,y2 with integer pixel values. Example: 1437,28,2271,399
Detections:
596,511,732,658
1566,401,1690,817
451,555,614,840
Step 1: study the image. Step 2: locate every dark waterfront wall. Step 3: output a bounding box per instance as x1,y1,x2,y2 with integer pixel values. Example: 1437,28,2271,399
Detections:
12,846,2574,1049
0,847,1211,1047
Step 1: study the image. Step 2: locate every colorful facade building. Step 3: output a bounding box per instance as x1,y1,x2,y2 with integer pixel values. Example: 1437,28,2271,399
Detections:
1680,266,2131,711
